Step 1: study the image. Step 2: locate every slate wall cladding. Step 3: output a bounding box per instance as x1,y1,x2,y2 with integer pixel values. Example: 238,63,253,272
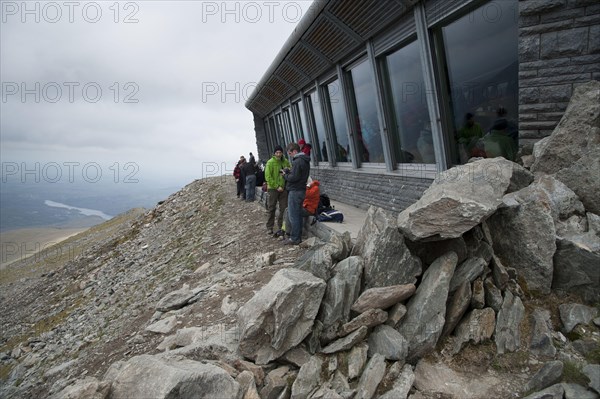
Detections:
518,0,600,153
310,167,432,215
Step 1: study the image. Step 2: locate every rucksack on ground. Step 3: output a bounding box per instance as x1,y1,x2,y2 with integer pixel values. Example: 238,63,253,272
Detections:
317,194,332,215
317,209,344,223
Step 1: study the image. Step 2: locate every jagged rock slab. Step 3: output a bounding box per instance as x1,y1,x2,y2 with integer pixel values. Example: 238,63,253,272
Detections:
260,366,295,399
351,206,422,288
397,158,533,240
525,361,564,393
471,278,485,309
146,315,177,334
155,284,196,312
553,233,600,304
347,343,368,380
51,377,109,399
484,278,503,312
562,383,599,399
398,252,458,363
449,257,486,292
532,80,600,214
559,303,598,333
534,175,585,222
237,269,326,364
340,308,387,336
351,284,416,314
487,183,556,294
530,309,556,358
452,308,495,354
232,359,265,387
583,364,600,395
291,355,324,399
236,371,260,399
385,303,407,328
442,280,472,337
491,255,509,291
293,242,345,282
106,354,240,399
158,327,207,351
318,256,364,343
379,364,415,399
367,325,408,361
321,326,368,355
495,291,525,354
355,353,386,399
414,359,501,399
280,346,312,368
522,384,565,399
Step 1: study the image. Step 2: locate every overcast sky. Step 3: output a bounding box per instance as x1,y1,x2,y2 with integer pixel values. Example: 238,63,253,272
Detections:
1,1,312,187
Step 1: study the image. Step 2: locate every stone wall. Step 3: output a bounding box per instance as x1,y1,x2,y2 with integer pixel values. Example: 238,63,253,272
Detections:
252,114,269,162
518,0,600,153
310,167,432,215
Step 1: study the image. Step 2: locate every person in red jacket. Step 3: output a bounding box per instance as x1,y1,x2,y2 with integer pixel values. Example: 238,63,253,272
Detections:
298,138,312,157
282,178,320,238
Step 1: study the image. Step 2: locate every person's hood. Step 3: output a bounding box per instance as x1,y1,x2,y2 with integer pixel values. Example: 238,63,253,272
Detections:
294,152,311,162
309,180,320,187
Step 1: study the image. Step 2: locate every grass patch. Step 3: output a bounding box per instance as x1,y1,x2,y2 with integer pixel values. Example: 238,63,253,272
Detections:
0,363,14,382
563,361,590,386
584,347,600,364
491,351,530,373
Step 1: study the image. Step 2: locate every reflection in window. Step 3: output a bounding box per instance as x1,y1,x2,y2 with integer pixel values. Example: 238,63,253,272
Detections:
347,60,384,163
442,0,518,163
385,40,435,164
325,80,351,163
269,117,281,148
282,109,294,144
308,91,328,162
294,100,309,144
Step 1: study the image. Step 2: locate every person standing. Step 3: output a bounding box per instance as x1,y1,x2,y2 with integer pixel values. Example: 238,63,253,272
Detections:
282,143,311,245
242,159,258,202
265,145,291,236
233,156,246,199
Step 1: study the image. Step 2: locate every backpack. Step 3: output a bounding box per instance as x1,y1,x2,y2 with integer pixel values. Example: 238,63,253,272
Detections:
317,209,344,223
317,194,332,215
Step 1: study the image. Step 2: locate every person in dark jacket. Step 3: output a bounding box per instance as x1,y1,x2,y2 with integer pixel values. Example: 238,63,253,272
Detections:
233,156,246,199
282,143,311,245
241,159,257,202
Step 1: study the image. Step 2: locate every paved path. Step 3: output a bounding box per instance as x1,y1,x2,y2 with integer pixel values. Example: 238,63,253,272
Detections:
319,200,368,240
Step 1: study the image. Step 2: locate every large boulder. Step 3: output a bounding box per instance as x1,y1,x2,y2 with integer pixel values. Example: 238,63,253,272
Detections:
398,252,458,363
532,80,600,214
486,183,556,294
397,158,532,240
106,355,240,399
352,206,421,289
237,269,326,364
318,256,364,343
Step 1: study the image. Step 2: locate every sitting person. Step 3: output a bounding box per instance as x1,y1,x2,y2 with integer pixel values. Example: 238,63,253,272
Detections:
282,178,320,238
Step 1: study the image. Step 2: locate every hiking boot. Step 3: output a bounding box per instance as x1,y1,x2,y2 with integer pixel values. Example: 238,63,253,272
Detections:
283,239,301,246
267,229,274,236
274,230,285,237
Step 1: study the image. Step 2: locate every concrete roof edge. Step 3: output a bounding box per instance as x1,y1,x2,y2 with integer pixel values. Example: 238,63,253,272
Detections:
244,0,330,112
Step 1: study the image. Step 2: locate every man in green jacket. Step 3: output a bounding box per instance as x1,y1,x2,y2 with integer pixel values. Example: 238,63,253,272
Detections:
265,145,291,236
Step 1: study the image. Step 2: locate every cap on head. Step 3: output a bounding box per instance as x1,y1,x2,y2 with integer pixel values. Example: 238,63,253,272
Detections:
274,145,284,153
298,138,306,146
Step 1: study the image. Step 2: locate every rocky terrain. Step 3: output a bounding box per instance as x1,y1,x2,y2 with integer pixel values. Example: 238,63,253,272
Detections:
1,81,599,399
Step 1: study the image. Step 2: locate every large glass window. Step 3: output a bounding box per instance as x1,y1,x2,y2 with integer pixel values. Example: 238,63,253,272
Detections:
347,60,384,163
441,0,519,163
308,91,328,162
325,79,351,163
294,100,310,144
383,40,435,164
282,108,295,144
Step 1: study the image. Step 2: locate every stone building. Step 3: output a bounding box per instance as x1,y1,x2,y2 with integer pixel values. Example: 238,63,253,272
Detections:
245,0,599,213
